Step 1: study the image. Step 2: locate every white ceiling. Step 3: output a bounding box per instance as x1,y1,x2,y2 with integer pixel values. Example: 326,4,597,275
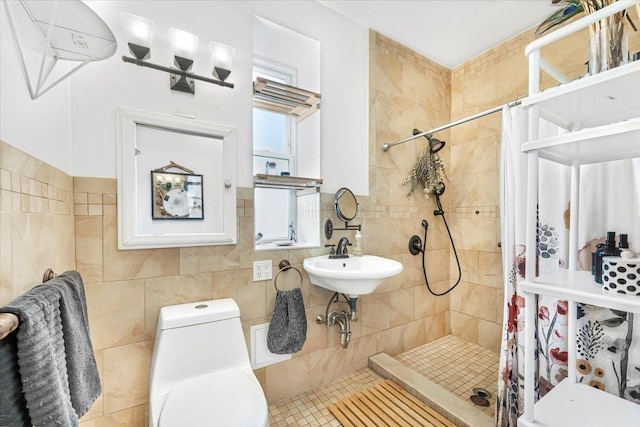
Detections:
318,0,559,68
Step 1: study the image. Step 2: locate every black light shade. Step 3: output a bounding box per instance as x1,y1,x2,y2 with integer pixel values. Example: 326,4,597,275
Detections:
128,43,150,61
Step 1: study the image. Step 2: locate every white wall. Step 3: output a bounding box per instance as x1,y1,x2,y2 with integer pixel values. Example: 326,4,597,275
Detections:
0,2,73,173
52,0,368,194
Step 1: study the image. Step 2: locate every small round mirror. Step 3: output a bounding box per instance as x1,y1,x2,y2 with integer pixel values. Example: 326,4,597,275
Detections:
334,188,358,222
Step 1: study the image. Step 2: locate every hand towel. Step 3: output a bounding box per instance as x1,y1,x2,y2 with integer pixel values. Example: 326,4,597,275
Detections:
0,330,32,427
1,271,101,426
2,287,78,427
267,287,307,354
46,271,101,417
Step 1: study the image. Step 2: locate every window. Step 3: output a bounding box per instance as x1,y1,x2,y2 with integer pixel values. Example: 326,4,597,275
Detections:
253,61,297,244
251,16,321,250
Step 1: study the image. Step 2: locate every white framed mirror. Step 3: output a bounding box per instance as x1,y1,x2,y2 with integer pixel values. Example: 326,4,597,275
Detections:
116,107,236,249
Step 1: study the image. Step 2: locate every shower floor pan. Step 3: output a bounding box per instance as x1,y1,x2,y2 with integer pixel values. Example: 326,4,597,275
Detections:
369,335,498,427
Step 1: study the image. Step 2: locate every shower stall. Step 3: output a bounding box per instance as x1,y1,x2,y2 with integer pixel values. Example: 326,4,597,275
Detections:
377,110,510,425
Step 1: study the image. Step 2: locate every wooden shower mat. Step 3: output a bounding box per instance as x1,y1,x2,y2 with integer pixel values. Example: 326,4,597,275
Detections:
328,379,455,427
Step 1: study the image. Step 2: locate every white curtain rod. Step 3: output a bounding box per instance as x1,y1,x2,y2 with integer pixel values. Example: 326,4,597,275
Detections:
381,98,522,152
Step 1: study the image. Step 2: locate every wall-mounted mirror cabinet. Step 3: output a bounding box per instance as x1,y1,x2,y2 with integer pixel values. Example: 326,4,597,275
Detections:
252,16,321,250
117,107,236,249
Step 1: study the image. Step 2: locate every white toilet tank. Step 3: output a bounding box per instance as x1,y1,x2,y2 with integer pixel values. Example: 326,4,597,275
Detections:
149,299,263,427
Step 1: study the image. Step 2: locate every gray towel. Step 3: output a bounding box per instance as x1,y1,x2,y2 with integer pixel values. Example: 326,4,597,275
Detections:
47,271,100,417
0,329,32,427
2,288,77,427
1,271,100,426
267,288,307,354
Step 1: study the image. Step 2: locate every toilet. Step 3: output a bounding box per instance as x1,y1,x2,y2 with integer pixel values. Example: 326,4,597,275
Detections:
149,298,269,427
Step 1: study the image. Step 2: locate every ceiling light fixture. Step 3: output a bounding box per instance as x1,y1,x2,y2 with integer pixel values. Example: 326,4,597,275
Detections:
120,12,234,93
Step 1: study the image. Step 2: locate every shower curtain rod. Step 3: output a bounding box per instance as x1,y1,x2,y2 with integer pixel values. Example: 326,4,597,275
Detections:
381,98,522,152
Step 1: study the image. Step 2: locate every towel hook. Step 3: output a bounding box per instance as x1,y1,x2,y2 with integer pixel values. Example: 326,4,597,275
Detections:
274,260,303,291
42,268,57,283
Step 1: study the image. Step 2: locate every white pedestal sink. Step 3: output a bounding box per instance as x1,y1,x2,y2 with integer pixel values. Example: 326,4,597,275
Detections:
303,255,403,298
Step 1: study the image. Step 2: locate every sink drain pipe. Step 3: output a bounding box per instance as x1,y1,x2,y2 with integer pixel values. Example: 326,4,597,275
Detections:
316,292,356,348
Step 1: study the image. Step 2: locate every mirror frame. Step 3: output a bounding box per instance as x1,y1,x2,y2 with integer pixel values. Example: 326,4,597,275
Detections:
325,187,360,239
116,107,236,249
334,187,358,222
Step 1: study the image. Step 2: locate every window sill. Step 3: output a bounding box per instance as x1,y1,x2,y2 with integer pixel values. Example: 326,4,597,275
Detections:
254,242,320,251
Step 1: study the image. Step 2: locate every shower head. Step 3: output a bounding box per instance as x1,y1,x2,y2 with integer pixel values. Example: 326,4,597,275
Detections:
413,129,446,154
421,219,429,230
428,136,445,154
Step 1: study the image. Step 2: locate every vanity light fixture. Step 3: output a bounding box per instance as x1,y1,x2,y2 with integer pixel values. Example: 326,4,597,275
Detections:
120,12,234,93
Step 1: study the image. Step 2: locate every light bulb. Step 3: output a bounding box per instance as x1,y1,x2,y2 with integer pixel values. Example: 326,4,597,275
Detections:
121,12,154,59
209,41,235,81
169,27,199,61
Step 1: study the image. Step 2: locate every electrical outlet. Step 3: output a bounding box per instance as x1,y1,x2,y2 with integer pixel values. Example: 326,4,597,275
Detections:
253,260,272,281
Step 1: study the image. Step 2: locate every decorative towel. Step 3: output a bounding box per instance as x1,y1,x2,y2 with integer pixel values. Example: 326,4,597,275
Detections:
267,287,307,354
1,271,100,426
0,330,32,427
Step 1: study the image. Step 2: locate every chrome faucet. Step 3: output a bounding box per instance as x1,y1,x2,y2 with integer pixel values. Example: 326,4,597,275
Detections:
333,237,351,259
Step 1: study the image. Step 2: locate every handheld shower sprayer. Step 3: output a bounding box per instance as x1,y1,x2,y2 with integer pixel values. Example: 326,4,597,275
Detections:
433,182,445,216
408,181,462,296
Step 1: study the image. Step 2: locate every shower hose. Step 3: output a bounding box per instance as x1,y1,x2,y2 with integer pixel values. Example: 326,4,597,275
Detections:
421,210,462,296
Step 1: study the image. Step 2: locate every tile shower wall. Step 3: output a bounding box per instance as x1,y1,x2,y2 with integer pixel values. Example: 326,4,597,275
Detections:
448,14,640,352
446,26,583,352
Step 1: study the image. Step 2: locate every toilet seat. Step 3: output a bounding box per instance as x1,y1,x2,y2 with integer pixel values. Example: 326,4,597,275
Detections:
159,368,268,427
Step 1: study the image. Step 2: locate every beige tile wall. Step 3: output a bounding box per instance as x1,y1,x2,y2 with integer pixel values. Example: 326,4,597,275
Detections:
0,140,76,307
448,14,640,352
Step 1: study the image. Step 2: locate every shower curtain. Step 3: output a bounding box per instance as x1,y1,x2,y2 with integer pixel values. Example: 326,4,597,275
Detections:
496,106,640,426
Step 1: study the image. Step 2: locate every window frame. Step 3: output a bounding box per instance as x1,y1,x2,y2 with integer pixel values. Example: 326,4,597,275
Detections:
252,56,299,244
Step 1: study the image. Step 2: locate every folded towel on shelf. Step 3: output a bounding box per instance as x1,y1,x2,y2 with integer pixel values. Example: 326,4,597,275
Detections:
267,287,307,354
0,331,32,427
1,271,100,427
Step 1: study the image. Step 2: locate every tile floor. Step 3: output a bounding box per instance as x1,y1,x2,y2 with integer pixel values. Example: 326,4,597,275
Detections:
267,334,500,426
267,368,384,426
394,335,500,418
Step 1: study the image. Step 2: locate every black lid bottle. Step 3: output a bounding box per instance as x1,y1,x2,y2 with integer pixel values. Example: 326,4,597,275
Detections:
595,232,621,284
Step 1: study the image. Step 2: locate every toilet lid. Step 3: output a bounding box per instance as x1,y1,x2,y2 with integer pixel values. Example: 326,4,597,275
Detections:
160,369,268,427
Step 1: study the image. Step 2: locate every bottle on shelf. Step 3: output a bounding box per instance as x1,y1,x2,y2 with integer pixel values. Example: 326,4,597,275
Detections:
594,231,621,284
618,233,635,258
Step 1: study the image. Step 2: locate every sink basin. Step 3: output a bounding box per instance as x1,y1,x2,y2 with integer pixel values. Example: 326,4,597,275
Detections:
303,255,403,297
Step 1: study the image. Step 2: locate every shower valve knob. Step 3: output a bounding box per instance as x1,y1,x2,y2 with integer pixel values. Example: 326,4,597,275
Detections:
408,235,423,255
